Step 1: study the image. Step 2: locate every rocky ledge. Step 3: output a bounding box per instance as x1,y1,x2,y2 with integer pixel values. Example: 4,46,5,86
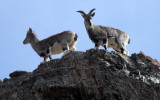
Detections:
0,49,160,100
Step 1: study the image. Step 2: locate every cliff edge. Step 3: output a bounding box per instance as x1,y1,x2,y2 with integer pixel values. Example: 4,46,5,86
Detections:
0,49,160,100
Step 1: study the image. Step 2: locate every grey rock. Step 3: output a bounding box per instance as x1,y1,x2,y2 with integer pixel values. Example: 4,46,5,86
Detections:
9,71,30,78
0,49,160,100
3,78,9,83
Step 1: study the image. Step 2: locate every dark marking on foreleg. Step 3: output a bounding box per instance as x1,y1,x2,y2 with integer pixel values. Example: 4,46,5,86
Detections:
95,44,98,47
92,38,99,49
46,49,50,54
103,38,108,50
44,58,46,62
95,43,99,49
40,53,45,57
103,38,107,44
121,48,124,54
49,55,52,60
103,45,107,50
63,47,68,51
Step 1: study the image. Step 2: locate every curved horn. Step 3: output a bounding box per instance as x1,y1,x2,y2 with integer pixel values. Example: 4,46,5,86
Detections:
88,8,96,15
77,10,86,16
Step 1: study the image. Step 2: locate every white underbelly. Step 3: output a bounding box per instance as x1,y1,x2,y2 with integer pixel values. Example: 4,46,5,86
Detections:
50,42,63,55
108,37,119,48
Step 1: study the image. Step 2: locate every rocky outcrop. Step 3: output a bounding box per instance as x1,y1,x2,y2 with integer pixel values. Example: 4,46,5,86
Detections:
0,49,160,100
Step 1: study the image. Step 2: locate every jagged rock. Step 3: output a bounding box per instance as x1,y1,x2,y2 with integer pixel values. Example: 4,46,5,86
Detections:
9,71,30,78
3,78,9,83
0,49,160,100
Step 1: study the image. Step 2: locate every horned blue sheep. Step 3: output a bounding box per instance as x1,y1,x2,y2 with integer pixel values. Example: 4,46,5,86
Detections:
77,8,130,55
23,28,78,62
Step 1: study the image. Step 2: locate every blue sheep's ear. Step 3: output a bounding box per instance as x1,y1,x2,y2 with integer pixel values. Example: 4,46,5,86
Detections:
91,13,95,17
29,28,32,32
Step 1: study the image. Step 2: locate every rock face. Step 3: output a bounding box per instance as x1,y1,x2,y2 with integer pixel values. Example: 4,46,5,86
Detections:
0,49,160,100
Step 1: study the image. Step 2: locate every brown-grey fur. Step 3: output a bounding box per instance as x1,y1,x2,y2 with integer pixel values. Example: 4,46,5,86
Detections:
77,8,130,55
23,28,78,62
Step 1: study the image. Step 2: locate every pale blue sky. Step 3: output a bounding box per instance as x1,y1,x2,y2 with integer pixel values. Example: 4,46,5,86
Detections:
0,0,160,80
